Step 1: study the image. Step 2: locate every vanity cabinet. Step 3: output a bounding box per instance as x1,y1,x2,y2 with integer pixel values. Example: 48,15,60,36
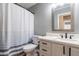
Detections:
39,39,63,56
71,47,79,56
51,43,63,56
64,46,70,56
39,36,79,56
40,39,52,56
40,39,79,56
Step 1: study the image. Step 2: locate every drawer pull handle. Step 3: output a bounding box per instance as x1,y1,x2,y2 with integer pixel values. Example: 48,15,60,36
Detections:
42,42,47,45
42,49,47,52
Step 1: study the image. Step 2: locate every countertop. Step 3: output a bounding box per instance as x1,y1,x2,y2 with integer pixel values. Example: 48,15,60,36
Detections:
38,36,79,48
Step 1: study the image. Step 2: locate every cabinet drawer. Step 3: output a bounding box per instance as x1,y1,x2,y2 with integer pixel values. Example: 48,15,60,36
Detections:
40,40,52,56
40,48,51,56
40,47,49,53
40,40,51,48
40,52,49,56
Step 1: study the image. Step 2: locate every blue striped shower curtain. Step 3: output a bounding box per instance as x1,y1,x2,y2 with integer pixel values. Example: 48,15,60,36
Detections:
0,3,34,56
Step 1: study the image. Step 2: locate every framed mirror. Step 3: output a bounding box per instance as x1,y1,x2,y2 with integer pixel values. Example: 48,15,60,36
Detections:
53,3,74,31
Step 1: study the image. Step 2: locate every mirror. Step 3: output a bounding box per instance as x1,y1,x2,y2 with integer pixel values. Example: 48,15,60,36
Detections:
53,3,74,31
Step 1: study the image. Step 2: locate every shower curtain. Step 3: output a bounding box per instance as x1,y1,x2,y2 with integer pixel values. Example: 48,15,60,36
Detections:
0,3,34,56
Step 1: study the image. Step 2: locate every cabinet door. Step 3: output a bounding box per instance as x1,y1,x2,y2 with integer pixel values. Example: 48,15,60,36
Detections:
52,43,63,56
71,47,79,56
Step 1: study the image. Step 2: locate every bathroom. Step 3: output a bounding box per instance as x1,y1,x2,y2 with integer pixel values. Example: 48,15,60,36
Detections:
0,2,79,56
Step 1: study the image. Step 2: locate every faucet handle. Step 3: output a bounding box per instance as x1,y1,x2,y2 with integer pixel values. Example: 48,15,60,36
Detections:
60,34,63,38
70,35,74,39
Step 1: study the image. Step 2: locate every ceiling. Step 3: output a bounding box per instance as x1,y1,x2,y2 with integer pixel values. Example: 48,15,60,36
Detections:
17,3,37,9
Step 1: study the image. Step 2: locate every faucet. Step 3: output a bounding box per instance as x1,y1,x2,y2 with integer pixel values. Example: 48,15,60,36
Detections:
60,34,63,38
65,33,67,39
60,33,68,39
69,35,74,39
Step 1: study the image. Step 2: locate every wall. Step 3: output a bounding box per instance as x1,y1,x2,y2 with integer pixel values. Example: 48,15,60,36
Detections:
74,3,79,33
29,3,79,36
29,3,53,35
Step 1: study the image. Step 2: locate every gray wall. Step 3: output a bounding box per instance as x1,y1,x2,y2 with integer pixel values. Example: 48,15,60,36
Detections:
74,3,79,33
29,3,79,35
29,3,53,35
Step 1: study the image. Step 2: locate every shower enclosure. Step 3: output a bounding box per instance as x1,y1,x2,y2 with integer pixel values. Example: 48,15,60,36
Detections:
0,3,34,56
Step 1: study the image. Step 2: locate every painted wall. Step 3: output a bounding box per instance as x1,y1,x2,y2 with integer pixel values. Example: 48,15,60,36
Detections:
74,3,79,33
29,3,79,35
29,3,53,35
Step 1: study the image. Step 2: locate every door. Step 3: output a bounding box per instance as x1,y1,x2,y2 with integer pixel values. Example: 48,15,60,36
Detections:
71,47,79,56
52,43,63,56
